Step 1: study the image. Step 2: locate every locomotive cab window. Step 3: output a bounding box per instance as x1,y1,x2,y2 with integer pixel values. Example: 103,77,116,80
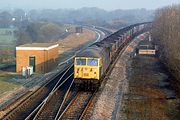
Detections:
76,58,86,65
87,59,98,66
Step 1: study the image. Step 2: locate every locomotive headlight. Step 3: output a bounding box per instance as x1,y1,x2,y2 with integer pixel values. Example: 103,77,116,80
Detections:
94,72,97,78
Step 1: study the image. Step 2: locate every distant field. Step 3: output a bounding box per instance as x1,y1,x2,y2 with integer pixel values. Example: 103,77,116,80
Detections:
0,28,17,64
0,46,15,50
0,62,15,68
0,28,17,45
0,75,20,95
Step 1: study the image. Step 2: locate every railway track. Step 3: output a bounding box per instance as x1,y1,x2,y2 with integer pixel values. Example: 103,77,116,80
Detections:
2,65,73,120
58,91,96,120
94,26,113,36
30,74,74,120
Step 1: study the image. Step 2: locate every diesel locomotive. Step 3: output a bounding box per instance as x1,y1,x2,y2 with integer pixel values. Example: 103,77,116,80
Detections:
74,22,151,90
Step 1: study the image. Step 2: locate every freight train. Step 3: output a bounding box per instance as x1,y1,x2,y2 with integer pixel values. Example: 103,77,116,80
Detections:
74,22,151,90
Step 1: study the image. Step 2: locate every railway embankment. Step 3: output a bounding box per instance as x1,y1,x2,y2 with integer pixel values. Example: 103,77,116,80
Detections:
90,33,149,119
118,41,179,119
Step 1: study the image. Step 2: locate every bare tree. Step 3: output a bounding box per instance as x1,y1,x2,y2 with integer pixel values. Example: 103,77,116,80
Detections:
152,4,180,79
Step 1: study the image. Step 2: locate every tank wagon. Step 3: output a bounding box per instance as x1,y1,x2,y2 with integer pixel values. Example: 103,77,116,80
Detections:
74,22,151,90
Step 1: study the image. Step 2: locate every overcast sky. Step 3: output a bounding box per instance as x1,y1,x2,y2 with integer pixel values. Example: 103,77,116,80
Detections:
1,0,179,10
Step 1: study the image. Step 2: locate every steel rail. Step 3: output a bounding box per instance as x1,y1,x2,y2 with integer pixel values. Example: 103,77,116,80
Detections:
32,73,74,120
25,65,73,120
78,91,96,120
58,91,95,120
58,92,81,119
54,79,75,120
51,64,74,92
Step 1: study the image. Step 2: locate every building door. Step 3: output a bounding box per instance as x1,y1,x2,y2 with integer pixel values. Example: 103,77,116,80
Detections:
29,56,36,72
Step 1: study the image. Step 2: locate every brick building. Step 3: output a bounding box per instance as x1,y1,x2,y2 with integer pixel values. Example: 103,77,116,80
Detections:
16,43,59,74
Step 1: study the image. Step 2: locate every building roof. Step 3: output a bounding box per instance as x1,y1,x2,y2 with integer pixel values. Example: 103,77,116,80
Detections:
18,43,57,47
16,43,59,50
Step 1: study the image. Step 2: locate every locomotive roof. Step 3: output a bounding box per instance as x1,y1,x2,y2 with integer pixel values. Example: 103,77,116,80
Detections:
76,47,103,58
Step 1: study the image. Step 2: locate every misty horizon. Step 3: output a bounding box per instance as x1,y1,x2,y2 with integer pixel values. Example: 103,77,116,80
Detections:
0,0,179,11
0,7,155,13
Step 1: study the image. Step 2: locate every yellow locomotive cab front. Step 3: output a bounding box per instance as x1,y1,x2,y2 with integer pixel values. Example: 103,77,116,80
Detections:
74,57,100,80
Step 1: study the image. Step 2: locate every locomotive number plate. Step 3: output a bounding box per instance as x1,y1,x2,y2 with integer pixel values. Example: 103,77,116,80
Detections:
84,73,89,76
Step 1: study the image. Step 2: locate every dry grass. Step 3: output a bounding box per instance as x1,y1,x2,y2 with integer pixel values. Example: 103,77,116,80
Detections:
166,99,180,120
57,29,96,63
58,29,96,54
0,75,21,96
123,55,176,120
